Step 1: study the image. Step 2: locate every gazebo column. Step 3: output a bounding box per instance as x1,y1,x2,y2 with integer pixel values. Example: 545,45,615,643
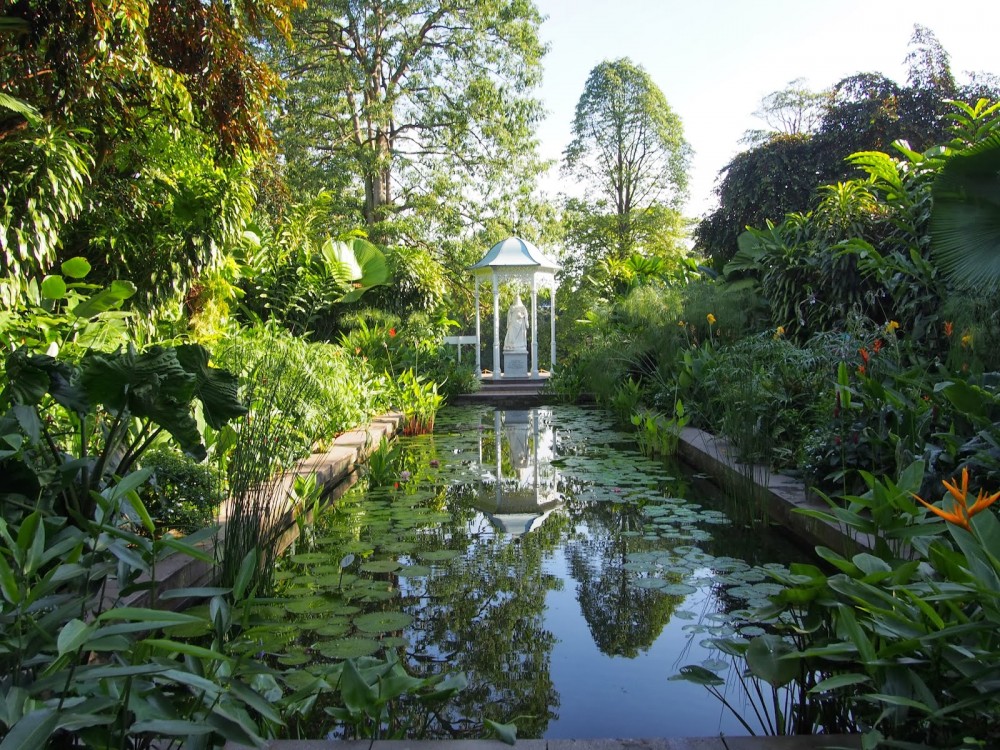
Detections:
491,269,500,381
474,278,482,378
530,279,539,378
550,284,557,374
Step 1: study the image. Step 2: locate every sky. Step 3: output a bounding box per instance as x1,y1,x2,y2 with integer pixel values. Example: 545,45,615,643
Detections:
532,0,1000,219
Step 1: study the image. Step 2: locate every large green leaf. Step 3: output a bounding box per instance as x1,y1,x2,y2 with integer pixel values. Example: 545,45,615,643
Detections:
327,238,391,303
745,634,798,687
72,280,137,319
0,708,58,750
4,351,88,414
80,347,204,458
174,344,247,429
931,133,1000,291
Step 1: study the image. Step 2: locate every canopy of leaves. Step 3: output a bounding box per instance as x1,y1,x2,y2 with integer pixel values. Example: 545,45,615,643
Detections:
1,0,299,305
270,0,548,241
563,58,690,264
696,26,1000,266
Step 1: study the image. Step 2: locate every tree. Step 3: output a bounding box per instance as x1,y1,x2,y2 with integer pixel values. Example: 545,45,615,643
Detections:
563,58,690,261
1,0,300,305
271,0,547,238
696,26,1000,267
743,78,827,146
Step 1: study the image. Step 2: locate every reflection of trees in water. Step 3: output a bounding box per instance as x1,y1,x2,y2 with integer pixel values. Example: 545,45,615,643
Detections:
564,499,680,658
399,495,570,738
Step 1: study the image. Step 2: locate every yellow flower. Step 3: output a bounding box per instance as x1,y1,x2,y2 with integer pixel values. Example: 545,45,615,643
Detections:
962,332,973,348
886,320,900,332
773,326,785,339
677,320,686,327
706,313,717,326
911,467,1000,531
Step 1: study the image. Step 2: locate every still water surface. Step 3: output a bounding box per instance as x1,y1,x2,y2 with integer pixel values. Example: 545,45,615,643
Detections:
275,405,805,738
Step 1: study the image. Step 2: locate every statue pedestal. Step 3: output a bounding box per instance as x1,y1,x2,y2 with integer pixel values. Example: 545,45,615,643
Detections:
503,349,528,378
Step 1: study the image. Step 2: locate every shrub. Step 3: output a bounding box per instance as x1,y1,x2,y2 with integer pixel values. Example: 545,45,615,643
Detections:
138,448,221,534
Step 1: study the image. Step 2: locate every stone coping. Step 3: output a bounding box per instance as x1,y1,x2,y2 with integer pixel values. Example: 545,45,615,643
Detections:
231,735,862,749
101,412,405,611
677,427,872,555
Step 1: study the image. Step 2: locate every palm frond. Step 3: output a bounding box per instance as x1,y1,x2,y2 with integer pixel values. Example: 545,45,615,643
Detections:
931,132,1000,291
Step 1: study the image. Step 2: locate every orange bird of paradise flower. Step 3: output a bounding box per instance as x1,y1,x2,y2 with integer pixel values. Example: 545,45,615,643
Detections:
912,467,1000,531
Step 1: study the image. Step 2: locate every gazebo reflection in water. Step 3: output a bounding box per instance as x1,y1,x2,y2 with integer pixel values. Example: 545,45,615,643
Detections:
470,407,564,536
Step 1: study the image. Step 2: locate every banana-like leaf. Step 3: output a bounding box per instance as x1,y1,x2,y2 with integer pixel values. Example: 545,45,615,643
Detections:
0,92,40,125
325,238,391,303
931,133,1000,291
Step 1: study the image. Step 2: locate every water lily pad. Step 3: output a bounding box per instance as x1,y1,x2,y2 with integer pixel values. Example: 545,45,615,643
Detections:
315,621,350,637
315,637,381,659
634,577,667,590
290,552,330,564
360,559,401,573
278,650,311,666
661,583,698,596
354,611,414,633
286,597,340,614
398,564,432,577
702,658,730,672
418,550,461,562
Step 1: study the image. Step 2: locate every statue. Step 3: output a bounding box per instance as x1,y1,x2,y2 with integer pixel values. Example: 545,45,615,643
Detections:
503,294,528,351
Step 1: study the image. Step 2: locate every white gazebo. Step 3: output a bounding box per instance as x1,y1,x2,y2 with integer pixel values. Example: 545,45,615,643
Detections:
469,236,560,380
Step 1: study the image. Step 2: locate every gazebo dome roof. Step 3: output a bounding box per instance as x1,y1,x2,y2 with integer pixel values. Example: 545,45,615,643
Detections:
469,236,560,275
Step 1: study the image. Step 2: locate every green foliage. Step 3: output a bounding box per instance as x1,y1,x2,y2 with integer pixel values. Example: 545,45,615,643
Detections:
394,369,443,437
695,334,834,468
563,58,690,260
363,437,403,488
696,28,1000,266
931,130,1000,291
0,0,301,307
326,656,467,740
238,194,392,340
213,325,381,594
138,448,222,535
272,0,547,238
0,270,245,523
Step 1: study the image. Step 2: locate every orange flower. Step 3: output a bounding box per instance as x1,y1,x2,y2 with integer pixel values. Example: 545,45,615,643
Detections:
912,467,1000,531
389,327,397,337
859,347,869,364
944,321,954,337
857,364,866,375
873,339,883,353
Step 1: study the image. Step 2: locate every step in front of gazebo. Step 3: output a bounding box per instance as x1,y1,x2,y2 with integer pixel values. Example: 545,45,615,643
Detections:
450,375,552,407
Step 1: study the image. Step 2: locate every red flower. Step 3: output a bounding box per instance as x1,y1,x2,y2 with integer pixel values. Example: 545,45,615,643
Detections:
873,339,883,353
859,347,869,364
389,328,397,337
858,364,866,375
944,321,954,337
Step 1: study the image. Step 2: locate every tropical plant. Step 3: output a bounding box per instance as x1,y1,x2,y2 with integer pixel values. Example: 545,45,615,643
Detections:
393,369,443,437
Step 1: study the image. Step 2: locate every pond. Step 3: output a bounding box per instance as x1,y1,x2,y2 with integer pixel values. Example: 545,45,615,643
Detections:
264,405,806,738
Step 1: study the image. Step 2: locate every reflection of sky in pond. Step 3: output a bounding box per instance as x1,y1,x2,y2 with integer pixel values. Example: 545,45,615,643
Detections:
276,405,806,739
